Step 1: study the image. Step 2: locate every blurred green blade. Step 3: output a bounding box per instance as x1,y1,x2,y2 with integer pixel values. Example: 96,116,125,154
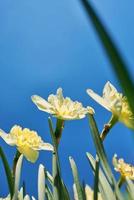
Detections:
126,179,134,200
80,0,134,114
0,147,14,197
69,156,85,200
86,153,116,200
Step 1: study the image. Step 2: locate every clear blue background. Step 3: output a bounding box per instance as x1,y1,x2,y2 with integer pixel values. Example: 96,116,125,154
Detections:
0,0,134,198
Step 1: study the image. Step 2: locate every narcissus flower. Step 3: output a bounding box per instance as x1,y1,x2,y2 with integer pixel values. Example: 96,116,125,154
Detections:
87,81,134,129
0,125,53,163
32,88,94,120
113,154,134,180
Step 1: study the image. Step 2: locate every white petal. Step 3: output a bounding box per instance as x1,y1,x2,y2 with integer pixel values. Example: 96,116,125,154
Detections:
87,89,111,111
31,95,53,113
57,88,64,102
24,195,30,200
103,81,117,99
0,129,16,146
38,142,54,151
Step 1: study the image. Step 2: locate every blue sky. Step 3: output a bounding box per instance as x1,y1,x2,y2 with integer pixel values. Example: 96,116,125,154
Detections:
0,0,134,197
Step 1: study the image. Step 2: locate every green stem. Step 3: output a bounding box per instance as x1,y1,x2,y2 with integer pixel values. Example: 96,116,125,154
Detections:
0,146,14,197
52,152,60,200
13,150,21,176
52,119,64,200
117,176,125,188
100,115,118,141
55,119,64,145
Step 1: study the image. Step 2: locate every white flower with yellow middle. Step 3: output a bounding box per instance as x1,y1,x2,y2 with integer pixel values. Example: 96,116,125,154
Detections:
113,154,134,180
0,125,53,163
87,81,134,129
32,88,94,120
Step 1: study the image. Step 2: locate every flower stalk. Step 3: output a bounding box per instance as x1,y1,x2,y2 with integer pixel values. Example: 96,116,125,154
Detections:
100,115,118,141
55,119,64,145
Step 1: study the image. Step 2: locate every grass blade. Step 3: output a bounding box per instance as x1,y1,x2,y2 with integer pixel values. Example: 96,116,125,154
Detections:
38,164,45,200
80,0,134,114
69,156,85,200
48,117,70,200
87,114,124,200
0,146,14,197
126,179,134,200
13,154,23,200
93,156,99,200
86,153,116,200
88,114,114,184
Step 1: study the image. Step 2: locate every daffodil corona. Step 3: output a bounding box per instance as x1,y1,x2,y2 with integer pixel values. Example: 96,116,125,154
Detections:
0,126,53,163
32,88,94,120
113,154,134,180
87,81,134,129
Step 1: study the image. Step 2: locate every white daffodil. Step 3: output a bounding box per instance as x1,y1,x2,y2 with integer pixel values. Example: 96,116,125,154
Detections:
113,154,134,180
32,88,94,120
0,125,53,163
87,81,134,129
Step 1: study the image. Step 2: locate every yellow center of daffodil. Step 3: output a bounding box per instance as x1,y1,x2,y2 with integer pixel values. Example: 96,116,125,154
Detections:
0,126,53,163
113,155,134,180
32,88,94,120
87,81,134,129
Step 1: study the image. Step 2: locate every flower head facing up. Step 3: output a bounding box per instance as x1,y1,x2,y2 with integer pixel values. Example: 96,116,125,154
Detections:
87,81,134,129
32,88,93,120
0,125,53,163
113,154,134,180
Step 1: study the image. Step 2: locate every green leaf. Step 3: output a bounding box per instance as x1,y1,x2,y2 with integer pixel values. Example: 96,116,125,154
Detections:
48,117,70,200
93,156,99,200
48,117,61,173
46,171,54,185
45,184,54,200
13,154,23,200
38,164,45,200
86,153,116,200
80,0,134,115
69,157,85,200
0,146,14,197
126,179,134,200
88,114,114,184
87,114,124,200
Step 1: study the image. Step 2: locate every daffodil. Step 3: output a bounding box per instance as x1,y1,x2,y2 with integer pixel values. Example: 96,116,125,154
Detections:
85,185,103,200
113,154,134,180
32,88,94,120
87,81,134,129
0,125,53,163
